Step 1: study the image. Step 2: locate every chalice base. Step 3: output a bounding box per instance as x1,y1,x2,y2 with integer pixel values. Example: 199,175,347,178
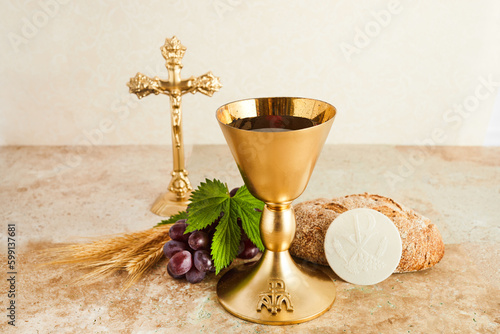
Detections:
217,249,336,325
150,190,191,217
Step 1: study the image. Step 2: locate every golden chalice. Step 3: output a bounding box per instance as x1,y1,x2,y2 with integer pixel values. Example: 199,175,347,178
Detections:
216,97,337,325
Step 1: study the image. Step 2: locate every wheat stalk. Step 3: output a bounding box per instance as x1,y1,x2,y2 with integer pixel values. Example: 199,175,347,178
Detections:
41,224,172,290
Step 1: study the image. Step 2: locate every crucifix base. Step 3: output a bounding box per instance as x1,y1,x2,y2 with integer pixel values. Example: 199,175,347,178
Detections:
150,190,191,217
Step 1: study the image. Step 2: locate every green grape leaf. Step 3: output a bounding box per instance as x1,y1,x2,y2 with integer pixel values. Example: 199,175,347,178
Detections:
179,179,264,274
211,202,241,274
154,210,188,227
185,179,229,233
231,186,265,251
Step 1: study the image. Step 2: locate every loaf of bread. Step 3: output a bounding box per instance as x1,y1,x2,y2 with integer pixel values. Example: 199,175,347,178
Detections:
289,193,445,273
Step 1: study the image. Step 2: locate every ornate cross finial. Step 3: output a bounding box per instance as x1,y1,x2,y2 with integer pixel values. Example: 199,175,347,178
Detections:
127,36,222,216
161,36,186,68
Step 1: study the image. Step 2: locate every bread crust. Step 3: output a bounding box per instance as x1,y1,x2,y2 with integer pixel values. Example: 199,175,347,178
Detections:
289,193,445,273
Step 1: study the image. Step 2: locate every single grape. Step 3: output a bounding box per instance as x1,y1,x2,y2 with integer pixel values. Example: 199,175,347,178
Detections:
167,263,185,279
163,240,188,259
194,250,214,272
167,250,192,276
169,220,191,242
237,239,245,255
229,187,240,197
202,228,215,244
237,239,260,259
186,266,206,283
188,230,210,250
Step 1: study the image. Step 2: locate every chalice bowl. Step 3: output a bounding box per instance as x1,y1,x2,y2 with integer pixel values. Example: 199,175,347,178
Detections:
216,97,337,325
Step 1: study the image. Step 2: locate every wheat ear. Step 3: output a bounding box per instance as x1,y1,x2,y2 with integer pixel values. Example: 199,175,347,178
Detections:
41,224,172,290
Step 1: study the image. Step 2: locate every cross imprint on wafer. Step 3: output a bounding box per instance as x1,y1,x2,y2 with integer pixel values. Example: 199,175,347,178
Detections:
332,211,388,274
256,279,294,315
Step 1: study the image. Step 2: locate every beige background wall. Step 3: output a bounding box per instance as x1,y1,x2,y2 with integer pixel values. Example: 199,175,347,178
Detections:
1,0,500,146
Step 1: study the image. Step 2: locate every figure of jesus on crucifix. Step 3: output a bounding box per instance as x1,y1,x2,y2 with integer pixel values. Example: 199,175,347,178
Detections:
127,36,222,216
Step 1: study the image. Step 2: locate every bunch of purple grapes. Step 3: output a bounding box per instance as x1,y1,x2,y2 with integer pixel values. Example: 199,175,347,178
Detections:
163,188,261,284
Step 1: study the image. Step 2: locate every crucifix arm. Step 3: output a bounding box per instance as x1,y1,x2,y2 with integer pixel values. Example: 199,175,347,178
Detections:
128,71,221,99
127,73,166,99
186,71,222,97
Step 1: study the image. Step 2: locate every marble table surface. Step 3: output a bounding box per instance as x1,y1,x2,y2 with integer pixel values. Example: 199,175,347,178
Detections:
0,145,498,333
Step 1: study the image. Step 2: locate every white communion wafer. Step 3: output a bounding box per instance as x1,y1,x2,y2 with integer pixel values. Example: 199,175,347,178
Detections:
324,208,402,285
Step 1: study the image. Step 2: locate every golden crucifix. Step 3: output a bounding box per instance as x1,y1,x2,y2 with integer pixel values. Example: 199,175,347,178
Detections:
127,36,222,216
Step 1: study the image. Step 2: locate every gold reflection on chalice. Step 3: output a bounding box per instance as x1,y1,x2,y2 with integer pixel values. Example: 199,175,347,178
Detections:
216,97,337,325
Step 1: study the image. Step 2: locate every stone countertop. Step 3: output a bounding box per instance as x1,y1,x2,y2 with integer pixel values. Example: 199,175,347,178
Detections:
0,145,498,333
